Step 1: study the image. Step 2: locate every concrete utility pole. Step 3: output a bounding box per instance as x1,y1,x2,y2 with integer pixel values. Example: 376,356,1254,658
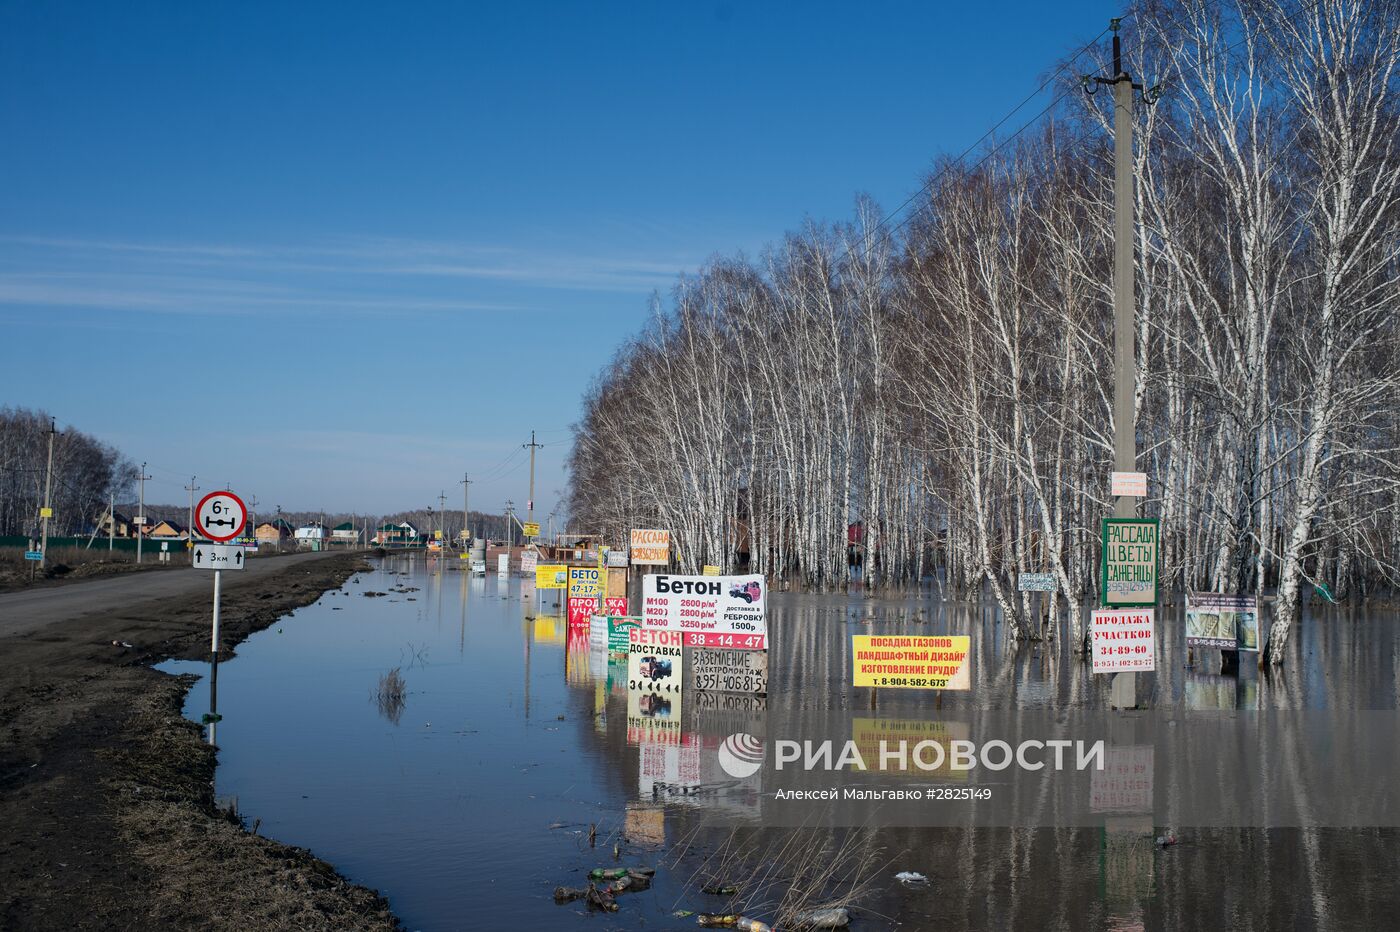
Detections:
247,495,258,547
460,473,472,544
38,418,55,571
1091,19,1157,707
136,463,152,564
523,431,543,528
185,476,200,551
438,490,447,542
505,500,515,550
108,492,115,553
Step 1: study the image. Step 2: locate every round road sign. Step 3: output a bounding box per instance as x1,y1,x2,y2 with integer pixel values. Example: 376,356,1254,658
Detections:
195,490,247,542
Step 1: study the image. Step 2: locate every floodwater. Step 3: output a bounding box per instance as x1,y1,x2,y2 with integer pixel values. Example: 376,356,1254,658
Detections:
159,556,1400,931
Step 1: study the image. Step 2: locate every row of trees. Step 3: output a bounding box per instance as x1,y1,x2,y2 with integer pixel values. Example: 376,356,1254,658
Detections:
0,404,515,548
566,0,1400,664
0,406,136,538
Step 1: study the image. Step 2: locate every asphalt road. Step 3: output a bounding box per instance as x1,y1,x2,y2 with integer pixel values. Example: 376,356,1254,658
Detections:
0,550,345,639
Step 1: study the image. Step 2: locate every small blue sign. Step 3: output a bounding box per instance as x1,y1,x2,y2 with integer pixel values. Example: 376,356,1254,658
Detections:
24,550,43,561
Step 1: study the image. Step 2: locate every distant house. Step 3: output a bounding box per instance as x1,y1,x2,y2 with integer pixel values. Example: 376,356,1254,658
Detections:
146,519,186,539
294,523,326,543
330,521,360,544
255,519,293,545
372,521,418,547
97,511,133,538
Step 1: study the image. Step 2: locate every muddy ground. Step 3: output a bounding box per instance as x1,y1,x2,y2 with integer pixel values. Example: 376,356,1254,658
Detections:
0,551,400,930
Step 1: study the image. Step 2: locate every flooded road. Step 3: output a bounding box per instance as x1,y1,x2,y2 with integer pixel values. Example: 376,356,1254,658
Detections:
160,556,1400,930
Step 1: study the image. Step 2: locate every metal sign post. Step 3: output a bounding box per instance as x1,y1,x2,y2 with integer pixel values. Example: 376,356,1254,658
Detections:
194,491,248,663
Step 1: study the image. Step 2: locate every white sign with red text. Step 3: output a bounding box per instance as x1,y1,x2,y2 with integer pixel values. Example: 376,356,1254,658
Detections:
1091,608,1157,673
642,574,767,649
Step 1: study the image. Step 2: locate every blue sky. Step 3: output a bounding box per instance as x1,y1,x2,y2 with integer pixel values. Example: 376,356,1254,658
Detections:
1,0,1117,518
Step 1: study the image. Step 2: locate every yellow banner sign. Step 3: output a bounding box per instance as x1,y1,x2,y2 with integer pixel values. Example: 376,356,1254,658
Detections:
851,635,971,689
850,718,970,780
702,565,720,576
523,521,540,537
40,507,53,518
535,564,568,589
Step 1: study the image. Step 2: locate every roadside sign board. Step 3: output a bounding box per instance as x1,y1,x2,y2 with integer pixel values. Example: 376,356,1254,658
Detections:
497,553,509,577
24,550,42,561
1101,518,1159,607
627,627,684,695
630,529,670,565
523,521,540,538
1110,471,1148,497
39,506,53,518
194,491,247,542
603,596,628,616
520,550,538,574
1091,608,1156,673
536,564,567,589
1018,572,1057,592
568,566,603,600
602,615,642,653
702,565,721,576
192,543,246,571
851,635,970,689
687,646,768,695
568,596,599,628
606,549,629,568
641,573,767,649
1186,592,1261,652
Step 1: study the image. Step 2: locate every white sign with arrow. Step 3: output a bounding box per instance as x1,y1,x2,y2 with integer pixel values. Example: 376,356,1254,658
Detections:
193,543,245,571
193,489,249,661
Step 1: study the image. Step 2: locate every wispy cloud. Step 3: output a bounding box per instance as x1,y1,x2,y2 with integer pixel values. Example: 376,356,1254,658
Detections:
0,232,701,315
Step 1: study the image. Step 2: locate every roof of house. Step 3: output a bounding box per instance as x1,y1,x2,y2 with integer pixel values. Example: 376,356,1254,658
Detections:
332,521,356,531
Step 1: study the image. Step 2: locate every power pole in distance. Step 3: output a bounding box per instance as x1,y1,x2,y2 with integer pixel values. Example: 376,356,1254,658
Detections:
185,476,200,551
523,431,543,528
38,417,56,572
460,473,472,545
137,462,152,564
438,490,447,543
504,500,514,550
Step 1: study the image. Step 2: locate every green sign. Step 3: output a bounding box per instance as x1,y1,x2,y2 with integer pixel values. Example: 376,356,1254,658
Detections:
606,616,642,654
1100,518,1159,607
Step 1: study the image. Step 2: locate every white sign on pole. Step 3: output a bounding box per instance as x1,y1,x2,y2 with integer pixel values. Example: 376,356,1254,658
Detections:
193,544,246,571
641,573,767,649
1018,572,1057,592
521,550,538,574
1091,608,1156,673
1110,471,1148,497
497,553,510,577
195,491,248,542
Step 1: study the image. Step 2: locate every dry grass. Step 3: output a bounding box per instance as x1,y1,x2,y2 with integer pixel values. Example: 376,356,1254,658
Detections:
667,823,895,927
374,667,407,725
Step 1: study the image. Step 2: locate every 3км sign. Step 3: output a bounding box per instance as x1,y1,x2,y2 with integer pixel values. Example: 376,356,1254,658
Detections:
1100,518,1159,607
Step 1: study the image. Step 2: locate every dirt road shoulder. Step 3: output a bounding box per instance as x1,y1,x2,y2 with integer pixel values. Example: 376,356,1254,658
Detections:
0,551,400,930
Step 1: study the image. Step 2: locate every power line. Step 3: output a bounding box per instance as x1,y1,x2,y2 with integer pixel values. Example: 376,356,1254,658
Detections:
862,19,1123,253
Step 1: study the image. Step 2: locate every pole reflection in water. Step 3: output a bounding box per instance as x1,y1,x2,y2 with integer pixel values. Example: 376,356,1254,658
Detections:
200,651,221,745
